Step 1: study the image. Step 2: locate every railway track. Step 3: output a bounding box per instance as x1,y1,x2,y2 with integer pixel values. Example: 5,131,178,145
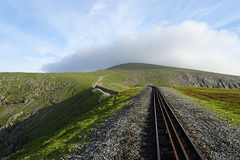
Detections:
149,86,204,160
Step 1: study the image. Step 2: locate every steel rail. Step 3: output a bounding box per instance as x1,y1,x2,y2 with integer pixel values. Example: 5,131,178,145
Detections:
153,89,161,160
158,88,204,160
156,90,180,160
156,88,189,160
152,86,204,160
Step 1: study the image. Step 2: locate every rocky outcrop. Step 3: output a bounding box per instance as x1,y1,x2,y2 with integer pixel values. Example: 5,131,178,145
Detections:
162,71,240,89
177,72,240,89
108,63,240,89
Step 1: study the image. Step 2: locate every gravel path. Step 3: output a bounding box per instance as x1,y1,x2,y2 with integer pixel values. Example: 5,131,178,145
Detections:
160,87,240,160
63,87,152,160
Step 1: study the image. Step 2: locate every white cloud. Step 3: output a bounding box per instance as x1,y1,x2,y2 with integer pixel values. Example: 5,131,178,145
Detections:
28,0,146,55
0,1,146,72
89,2,106,15
43,21,240,76
2,1,240,73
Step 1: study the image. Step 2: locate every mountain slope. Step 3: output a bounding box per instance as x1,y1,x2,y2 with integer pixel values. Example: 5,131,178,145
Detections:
1,63,240,159
0,71,112,158
103,63,240,90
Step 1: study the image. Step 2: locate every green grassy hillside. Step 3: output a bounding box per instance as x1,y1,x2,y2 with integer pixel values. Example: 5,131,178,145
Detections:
0,70,141,159
9,88,140,159
0,71,109,158
1,63,240,159
0,71,108,128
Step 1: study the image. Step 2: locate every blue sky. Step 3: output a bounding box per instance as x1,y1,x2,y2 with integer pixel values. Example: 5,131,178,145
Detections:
1,0,240,75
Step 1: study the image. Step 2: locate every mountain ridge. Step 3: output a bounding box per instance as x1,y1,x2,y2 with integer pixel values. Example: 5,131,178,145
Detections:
103,63,240,90
108,63,240,76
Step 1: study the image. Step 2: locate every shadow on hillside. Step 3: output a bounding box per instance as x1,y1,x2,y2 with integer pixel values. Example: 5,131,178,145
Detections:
0,87,101,158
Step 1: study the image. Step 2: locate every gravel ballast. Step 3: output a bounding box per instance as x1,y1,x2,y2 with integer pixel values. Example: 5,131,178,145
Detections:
63,86,239,160
160,87,240,160
64,87,152,160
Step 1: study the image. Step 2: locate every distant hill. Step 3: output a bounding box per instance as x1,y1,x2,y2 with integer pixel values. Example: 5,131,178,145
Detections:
108,63,169,70
104,63,240,90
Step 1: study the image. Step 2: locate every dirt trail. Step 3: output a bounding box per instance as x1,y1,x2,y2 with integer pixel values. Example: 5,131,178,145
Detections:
92,73,115,88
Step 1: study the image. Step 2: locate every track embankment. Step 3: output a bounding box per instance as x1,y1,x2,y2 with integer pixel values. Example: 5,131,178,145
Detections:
160,87,240,160
64,87,152,159
63,86,239,160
